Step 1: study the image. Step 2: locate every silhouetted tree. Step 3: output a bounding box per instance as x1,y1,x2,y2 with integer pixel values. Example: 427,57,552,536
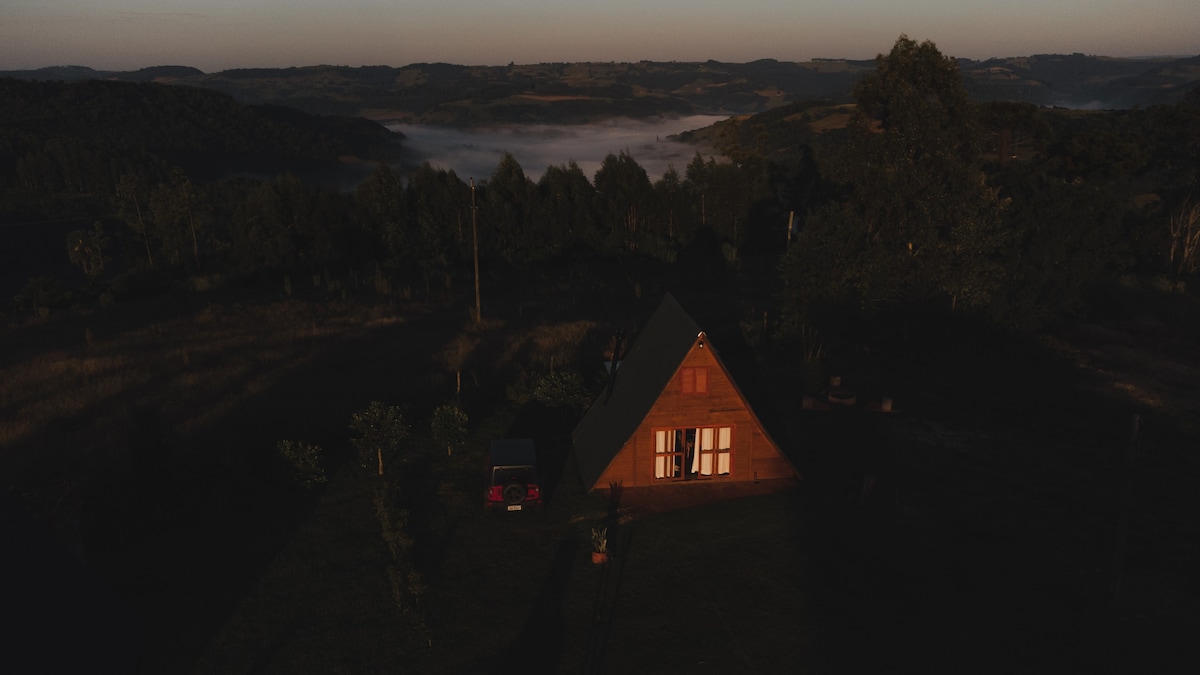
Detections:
405,162,468,297
149,167,204,271
979,101,1053,164
482,153,536,263
784,36,1006,317
66,222,109,284
349,402,410,477
431,403,468,457
594,151,654,250
1168,198,1200,276
532,161,599,252
652,165,688,242
990,168,1129,328
116,172,155,268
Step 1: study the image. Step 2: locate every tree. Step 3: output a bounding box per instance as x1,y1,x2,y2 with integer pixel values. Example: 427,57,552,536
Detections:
66,221,109,284
116,172,155,268
978,101,1053,164
594,151,654,249
652,165,688,242
275,440,327,488
431,403,468,457
786,36,1006,314
991,170,1129,328
532,370,591,410
228,177,301,275
482,153,536,263
13,276,66,317
1168,198,1200,276
532,161,598,251
349,402,410,476
437,332,478,396
683,153,764,246
149,167,204,271
402,162,466,298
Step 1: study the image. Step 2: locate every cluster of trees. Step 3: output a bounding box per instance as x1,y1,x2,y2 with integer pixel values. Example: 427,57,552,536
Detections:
782,37,1200,332
6,37,1200,332
41,143,799,304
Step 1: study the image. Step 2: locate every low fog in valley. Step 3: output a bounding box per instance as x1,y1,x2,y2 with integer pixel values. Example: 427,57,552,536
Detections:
389,115,727,181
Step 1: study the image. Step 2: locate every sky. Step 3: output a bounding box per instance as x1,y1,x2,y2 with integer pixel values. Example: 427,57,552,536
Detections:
2,1,1197,72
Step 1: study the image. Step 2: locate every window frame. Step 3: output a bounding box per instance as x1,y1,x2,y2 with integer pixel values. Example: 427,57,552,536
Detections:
679,366,709,394
653,425,733,480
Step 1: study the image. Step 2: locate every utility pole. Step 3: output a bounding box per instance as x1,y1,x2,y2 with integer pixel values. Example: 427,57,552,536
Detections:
471,178,481,324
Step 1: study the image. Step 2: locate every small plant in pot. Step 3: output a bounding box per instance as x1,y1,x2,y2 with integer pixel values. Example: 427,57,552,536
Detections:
591,527,608,564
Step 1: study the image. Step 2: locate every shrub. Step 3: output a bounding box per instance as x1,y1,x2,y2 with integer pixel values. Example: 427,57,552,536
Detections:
349,401,410,476
14,276,66,315
533,370,591,409
431,402,468,456
275,440,327,488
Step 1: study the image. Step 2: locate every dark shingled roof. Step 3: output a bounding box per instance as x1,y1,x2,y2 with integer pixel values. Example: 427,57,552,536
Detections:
573,293,702,490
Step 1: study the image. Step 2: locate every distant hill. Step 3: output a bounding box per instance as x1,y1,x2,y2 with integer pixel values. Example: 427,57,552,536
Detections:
1091,55,1200,108
4,64,205,83
0,77,405,222
182,60,874,124
4,54,1198,126
960,53,1200,108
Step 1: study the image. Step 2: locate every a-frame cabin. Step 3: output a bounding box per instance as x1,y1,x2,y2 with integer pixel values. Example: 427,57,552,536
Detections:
573,293,798,492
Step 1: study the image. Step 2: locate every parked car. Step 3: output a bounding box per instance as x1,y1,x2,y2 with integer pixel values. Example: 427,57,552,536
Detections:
485,439,542,511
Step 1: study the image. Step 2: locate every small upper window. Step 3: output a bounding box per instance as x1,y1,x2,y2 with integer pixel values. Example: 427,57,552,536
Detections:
680,367,708,394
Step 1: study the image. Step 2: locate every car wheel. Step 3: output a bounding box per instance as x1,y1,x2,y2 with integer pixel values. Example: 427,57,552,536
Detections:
502,480,526,505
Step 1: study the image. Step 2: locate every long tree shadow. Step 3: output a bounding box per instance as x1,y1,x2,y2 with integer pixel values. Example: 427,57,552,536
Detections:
581,483,632,674
495,529,579,674
506,401,576,502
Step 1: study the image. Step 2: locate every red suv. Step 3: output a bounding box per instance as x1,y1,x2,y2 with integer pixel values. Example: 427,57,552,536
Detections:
485,439,543,511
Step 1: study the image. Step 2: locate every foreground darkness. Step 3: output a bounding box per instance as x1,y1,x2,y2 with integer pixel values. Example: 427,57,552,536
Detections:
2,272,1198,673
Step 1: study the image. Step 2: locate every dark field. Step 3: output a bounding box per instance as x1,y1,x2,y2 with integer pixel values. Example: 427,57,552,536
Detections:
2,281,1198,674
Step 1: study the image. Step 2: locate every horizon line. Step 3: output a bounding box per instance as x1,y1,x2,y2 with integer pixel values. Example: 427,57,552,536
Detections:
5,52,1198,76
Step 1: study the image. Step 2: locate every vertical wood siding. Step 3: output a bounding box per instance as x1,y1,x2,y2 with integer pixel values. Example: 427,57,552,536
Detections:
595,338,794,488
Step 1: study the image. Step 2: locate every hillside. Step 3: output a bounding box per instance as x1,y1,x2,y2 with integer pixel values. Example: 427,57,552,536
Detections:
0,78,404,223
963,53,1200,108
6,53,1197,125
2,61,862,124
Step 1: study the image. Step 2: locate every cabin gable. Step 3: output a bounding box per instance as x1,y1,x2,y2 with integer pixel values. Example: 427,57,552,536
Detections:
592,335,792,488
573,293,797,493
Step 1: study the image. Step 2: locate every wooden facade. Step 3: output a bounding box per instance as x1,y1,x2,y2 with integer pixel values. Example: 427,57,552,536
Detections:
574,294,797,492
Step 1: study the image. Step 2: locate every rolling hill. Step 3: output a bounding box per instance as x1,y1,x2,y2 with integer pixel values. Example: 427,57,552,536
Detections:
6,53,1196,126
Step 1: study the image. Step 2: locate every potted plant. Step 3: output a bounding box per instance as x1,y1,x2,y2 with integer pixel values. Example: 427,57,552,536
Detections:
591,527,608,564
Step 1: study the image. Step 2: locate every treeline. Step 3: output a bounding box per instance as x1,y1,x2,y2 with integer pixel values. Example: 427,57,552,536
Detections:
6,39,1200,334
58,147,798,304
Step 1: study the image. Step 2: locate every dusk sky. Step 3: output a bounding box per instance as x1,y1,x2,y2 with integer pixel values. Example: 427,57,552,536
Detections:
3,1,1198,72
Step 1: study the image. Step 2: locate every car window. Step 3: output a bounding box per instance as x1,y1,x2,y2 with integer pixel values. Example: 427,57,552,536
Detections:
492,466,533,484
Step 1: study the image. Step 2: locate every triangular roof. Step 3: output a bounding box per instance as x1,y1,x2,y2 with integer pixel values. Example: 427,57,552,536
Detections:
573,293,701,488
573,292,796,490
